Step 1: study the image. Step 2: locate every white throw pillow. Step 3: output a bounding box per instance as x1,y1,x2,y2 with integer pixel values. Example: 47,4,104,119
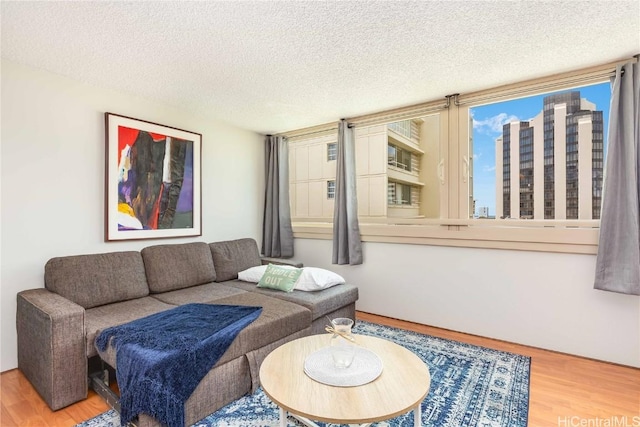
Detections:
237,265,345,292
237,265,269,282
295,267,345,291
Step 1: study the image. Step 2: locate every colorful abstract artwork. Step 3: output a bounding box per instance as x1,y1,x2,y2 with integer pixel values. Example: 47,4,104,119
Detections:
105,113,201,241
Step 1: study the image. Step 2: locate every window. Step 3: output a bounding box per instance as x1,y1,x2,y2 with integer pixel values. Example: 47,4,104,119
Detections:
388,182,413,206
387,144,413,172
287,61,621,254
470,82,609,221
387,145,396,168
327,143,337,161
327,180,335,199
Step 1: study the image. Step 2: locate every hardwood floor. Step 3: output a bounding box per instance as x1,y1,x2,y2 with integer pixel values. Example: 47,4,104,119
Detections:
1,311,638,426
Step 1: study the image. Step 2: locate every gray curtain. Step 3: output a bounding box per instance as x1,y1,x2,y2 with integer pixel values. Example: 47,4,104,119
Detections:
332,120,363,265
262,135,294,258
594,59,640,295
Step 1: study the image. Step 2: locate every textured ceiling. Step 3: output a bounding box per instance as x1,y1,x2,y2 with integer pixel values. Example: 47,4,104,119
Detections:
2,1,639,135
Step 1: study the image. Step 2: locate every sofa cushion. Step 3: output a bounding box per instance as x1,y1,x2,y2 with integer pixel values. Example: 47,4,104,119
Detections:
191,292,312,367
220,280,359,321
85,296,175,358
142,242,216,293
44,252,149,309
210,238,262,282
96,292,312,369
150,283,246,306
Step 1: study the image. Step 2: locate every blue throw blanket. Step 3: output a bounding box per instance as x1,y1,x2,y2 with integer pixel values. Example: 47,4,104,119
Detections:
95,303,262,427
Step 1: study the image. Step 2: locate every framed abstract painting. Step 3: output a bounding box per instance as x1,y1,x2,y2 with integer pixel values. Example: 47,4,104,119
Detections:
105,113,202,241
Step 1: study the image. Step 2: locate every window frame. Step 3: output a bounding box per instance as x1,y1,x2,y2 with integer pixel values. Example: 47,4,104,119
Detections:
284,60,634,255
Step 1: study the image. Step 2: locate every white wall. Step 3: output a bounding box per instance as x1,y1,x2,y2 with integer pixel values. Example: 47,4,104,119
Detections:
0,60,264,371
292,238,640,367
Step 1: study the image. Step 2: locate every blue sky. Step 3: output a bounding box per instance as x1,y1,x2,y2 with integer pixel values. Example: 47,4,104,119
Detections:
470,82,611,217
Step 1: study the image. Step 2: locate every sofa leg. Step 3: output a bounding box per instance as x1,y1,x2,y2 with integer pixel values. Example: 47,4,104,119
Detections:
89,371,121,413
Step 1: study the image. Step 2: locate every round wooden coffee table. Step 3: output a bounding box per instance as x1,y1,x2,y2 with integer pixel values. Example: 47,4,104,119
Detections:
259,333,431,427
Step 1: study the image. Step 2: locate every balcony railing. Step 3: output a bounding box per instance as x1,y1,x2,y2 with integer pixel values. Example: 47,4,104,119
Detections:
388,159,420,174
388,121,412,139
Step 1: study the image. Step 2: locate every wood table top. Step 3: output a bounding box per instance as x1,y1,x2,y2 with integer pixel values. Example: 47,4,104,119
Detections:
259,333,431,424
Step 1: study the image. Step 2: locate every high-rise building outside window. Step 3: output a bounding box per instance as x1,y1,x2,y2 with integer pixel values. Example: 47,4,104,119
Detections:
471,82,609,220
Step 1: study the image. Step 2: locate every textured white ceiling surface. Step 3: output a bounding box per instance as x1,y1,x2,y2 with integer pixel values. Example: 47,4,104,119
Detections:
2,1,639,134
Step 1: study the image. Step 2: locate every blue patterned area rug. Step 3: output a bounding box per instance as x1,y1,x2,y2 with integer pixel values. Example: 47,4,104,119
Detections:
76,320,530,427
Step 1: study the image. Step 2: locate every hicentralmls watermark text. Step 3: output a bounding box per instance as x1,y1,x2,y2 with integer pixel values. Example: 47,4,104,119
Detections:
558,416,640,427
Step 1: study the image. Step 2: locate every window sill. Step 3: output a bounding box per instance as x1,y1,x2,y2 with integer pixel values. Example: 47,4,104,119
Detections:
292,221,599,255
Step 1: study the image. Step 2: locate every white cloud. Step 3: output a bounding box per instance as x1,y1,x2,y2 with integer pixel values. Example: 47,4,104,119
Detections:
473,113,520,134
483,165,496,172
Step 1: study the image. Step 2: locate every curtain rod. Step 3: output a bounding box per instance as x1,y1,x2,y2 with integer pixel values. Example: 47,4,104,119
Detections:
454,56,637,107
618,53,639,75
346,101,446,127
279,122,338,139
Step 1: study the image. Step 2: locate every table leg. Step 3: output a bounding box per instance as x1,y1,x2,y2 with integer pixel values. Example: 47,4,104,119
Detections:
290,414,322,427
279,407,287,427
413,403,422,427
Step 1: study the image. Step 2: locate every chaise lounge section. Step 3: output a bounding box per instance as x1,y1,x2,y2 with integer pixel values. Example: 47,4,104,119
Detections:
16,238,358,426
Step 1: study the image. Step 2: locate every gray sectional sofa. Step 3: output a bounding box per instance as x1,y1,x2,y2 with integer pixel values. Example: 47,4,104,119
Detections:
16,238,358,426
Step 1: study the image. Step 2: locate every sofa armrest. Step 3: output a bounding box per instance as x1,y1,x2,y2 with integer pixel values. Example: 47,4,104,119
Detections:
17,288,87,410
260,257,303,268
